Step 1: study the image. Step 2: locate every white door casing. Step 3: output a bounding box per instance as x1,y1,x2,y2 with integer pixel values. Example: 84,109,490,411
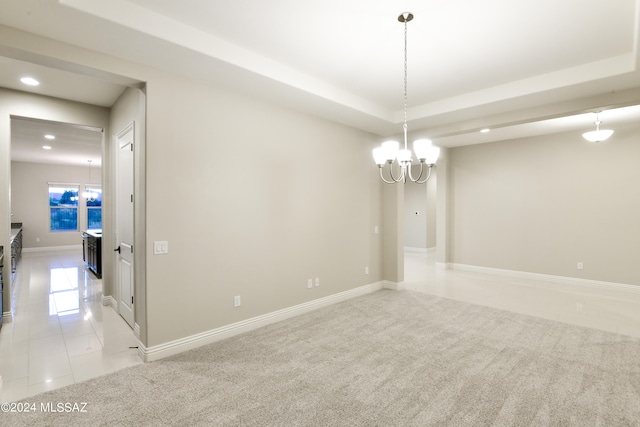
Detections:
116,123,135,328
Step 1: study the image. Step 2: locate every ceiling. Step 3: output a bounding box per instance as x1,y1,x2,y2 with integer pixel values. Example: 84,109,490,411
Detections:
11,117,103,167
1,0,639,165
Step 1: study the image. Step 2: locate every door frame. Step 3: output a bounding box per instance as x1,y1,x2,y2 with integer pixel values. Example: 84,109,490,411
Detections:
107,86,147,349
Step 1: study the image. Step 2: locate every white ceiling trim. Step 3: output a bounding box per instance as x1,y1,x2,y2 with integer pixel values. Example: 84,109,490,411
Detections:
59,0,394,123
59,0,640,135
0,0,633,148
407,53,638,123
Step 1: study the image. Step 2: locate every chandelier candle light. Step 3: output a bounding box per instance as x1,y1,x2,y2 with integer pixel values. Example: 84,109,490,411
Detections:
373,12,440,184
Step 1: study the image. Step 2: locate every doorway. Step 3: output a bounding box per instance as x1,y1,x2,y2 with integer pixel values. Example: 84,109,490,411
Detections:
10,117,104,251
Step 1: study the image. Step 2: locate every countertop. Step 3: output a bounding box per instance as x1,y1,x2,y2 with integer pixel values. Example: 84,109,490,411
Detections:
10,227,22,244
84,229,103,238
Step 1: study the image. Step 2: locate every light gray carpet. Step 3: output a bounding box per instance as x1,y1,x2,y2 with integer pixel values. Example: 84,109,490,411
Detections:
5,290,640,426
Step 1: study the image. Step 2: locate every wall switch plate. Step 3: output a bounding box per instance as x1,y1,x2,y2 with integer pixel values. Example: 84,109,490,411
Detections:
307,279,313,289
365,266,369,275
577,262,584,270
234,295,241,307
374,226,379,234
315,277,320,287
154,241,168,254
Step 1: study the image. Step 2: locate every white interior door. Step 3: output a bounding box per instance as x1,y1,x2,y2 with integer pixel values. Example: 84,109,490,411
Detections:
116,124,134,328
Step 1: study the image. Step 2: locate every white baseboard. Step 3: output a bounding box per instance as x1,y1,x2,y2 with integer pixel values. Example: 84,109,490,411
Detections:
405,247,436,254
382,280,404,290
138,282,385,362
435,262,450,270
101,294,118,311
23,245,82,253
404,246,427,253
2,311,12,324
449,263,640,294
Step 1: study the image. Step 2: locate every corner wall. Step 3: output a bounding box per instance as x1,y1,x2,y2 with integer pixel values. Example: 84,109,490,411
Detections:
449,122,640,285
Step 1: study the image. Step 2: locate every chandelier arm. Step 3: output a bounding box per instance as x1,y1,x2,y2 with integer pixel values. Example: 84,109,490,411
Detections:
415,165,433,184
379,167,398,184
387,162,406,183
407,162,423,182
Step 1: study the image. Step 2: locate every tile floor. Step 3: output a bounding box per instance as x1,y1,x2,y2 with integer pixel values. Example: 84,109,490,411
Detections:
2,249,639,403
404,250,640,338
0,249,141,402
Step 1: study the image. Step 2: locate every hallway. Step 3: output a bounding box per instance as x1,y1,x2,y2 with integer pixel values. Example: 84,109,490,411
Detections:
0,249,141,402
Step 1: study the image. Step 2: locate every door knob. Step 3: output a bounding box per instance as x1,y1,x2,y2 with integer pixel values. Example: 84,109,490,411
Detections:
114,246,121,254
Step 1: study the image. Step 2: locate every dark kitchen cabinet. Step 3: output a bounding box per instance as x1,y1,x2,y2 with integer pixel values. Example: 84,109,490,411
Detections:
82,231,102,277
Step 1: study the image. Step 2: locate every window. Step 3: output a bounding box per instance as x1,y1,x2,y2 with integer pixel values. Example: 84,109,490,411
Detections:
49,184,79,232
85,185,102,229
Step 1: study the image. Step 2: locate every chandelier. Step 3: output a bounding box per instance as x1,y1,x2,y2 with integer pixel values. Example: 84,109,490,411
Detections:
373,12,440,184
582,112,613,143
82,160,99,202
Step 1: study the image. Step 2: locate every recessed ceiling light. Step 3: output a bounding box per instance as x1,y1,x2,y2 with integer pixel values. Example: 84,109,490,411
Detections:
42,145,52,150
480,128,490,133
44,134,55,140
20,77,40,86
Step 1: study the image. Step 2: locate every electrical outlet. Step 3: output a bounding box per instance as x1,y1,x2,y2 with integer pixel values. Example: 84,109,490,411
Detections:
365,266,369,275
307,279,313,289
315,277,320,287
234,295,241,307
374,226,379,234
577,262,584,270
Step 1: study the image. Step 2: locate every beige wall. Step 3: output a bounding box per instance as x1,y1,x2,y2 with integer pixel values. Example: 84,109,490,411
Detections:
426,172,437,249
143,74,382,345
449,122,640,285
0,27,385,349
382,183,404,283
11,161,102,248
404,168,427,249
404,166,437,250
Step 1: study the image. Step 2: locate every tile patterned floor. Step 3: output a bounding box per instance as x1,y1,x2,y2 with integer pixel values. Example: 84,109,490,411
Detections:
404,250,640,338
2,249,639,402
0,250,141,402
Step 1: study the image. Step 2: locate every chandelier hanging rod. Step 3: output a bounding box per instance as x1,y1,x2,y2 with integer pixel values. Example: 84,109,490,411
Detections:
372,12,440,184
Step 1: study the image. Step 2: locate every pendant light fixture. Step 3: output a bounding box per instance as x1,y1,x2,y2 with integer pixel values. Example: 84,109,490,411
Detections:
82,160,98,202
582,112,614,142
372,12,440,184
